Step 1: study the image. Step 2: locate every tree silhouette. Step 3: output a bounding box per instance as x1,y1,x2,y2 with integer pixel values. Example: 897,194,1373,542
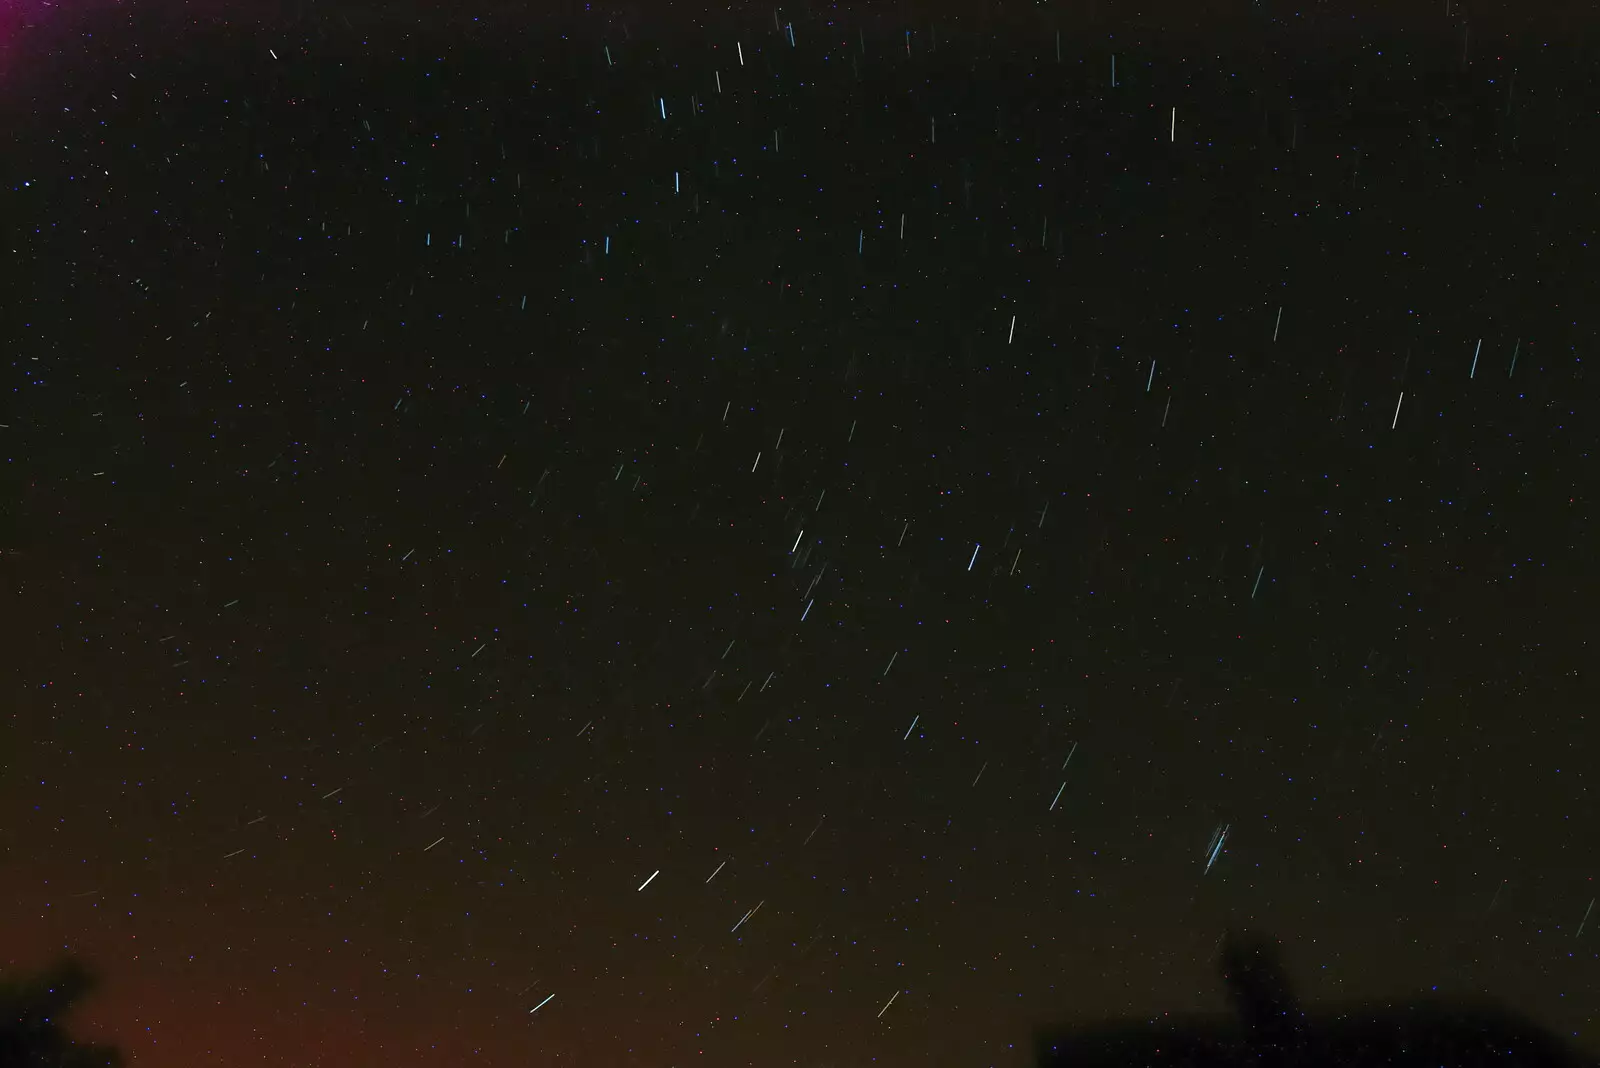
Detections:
0,958,122,1068
1036,929,1597,1068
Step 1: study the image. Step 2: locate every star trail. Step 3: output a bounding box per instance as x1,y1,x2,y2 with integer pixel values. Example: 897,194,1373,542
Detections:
4,2,1597,1067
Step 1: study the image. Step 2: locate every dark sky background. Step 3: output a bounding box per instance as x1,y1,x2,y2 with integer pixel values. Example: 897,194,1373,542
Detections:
3,1,1597,1066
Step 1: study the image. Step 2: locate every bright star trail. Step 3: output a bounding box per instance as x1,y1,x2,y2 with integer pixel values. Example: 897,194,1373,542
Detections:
2,3,1595,1068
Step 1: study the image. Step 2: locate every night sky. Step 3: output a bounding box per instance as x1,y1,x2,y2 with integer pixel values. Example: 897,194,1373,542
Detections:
4,2,1597,1066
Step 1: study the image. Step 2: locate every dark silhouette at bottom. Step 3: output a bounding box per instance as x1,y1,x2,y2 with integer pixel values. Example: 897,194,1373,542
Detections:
0,958,122,1068
1036,931,1594,1068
